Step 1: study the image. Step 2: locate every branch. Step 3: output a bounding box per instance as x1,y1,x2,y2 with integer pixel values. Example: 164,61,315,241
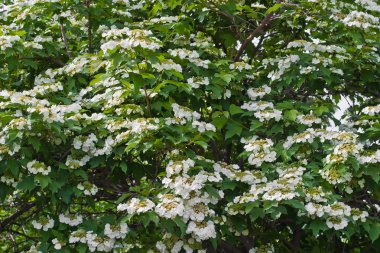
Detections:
0,202,36,232
85,0,93,53
233,12,274,62
60,23,73,59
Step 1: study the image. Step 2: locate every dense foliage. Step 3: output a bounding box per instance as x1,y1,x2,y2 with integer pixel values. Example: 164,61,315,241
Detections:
0,0,380,252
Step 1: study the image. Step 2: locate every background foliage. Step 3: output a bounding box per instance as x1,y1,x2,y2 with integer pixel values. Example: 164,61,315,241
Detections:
0,0,380,252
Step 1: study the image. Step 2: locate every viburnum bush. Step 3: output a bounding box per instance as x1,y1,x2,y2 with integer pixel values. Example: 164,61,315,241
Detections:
0,0,379,252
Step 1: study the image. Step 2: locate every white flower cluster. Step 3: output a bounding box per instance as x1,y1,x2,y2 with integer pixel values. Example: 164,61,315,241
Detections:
326,142,363,164
283,129,358,149
77,182,98,196
241,85,282,122
0,35,21,50
52,238,63,250
155,194,185,219
254,109,282,122
242,137,277,167
22,245,42,253
362,104,380,116
187,77,209,89
247,85,272,100
265,54,300,81
152,59,183,72
73,134,98,153
26,160,51,175
170,103,201,124
0,176,17,187
168,46,211,67
69,222,129,252
319,166,352,185
287,40,346,54
157,158,227,241
229,62,252,71
59,213,83,226
169,48,199,59
249,243,275,253
358,150,380,164
117,198,155,214
304,201,368,230
104,223,129,239
32,216,54,231
339,11,380,29
296,113,322,126
228,164,305,214
101,28,162,52
154,233,206,253
241,101,273,111
186,220,216,241
145,16,179,24
192,121,216,132
86,231,115,252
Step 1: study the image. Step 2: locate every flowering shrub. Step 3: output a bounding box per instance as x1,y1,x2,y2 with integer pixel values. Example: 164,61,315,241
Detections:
0,0,379,252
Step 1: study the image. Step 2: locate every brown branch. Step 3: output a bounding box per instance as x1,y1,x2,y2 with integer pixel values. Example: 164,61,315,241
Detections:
60,23,73,59
85,0,93,53
233,12,275,62
144,88,151,116
0,202,36,232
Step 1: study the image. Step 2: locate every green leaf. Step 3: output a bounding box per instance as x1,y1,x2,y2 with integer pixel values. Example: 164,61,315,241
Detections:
212,115,228,130
195,140,208,150
205,185,220,199
284,109,299,121
369,222,380,242
230,104,244,115
174,216,187,236
250,120,263,131
28,136,41,152
221,180,237,190
284,199,305,210
245,202,259,213
130,73,145,88
309,220,327,236
120,162,128,173
225,122,243,139
17,176,35,191
249,208,264,221
265,3,282,14
215,73,234,84
7,160,20,177
35,174,51,189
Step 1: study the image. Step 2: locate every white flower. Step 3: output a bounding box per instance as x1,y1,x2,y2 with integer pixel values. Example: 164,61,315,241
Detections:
152,59,182,72
69,229,87,244
187,77,209,89
104,223,129,239
52,238,62,250
254,109,282,122
192,121,216,132
296,113,322,126
32,216,54,231
155,197,185,219
117,198,155,214
26,160,51,175
186,220,216,241
59,213,83,226
241,101,274,111
326,216,348,230
247,85,271,100
77,182,98,196
362,104,380,116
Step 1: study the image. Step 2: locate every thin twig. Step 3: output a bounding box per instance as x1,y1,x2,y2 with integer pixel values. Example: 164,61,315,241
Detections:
85,0,93,53
60,23,73,59
233,12,274,62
